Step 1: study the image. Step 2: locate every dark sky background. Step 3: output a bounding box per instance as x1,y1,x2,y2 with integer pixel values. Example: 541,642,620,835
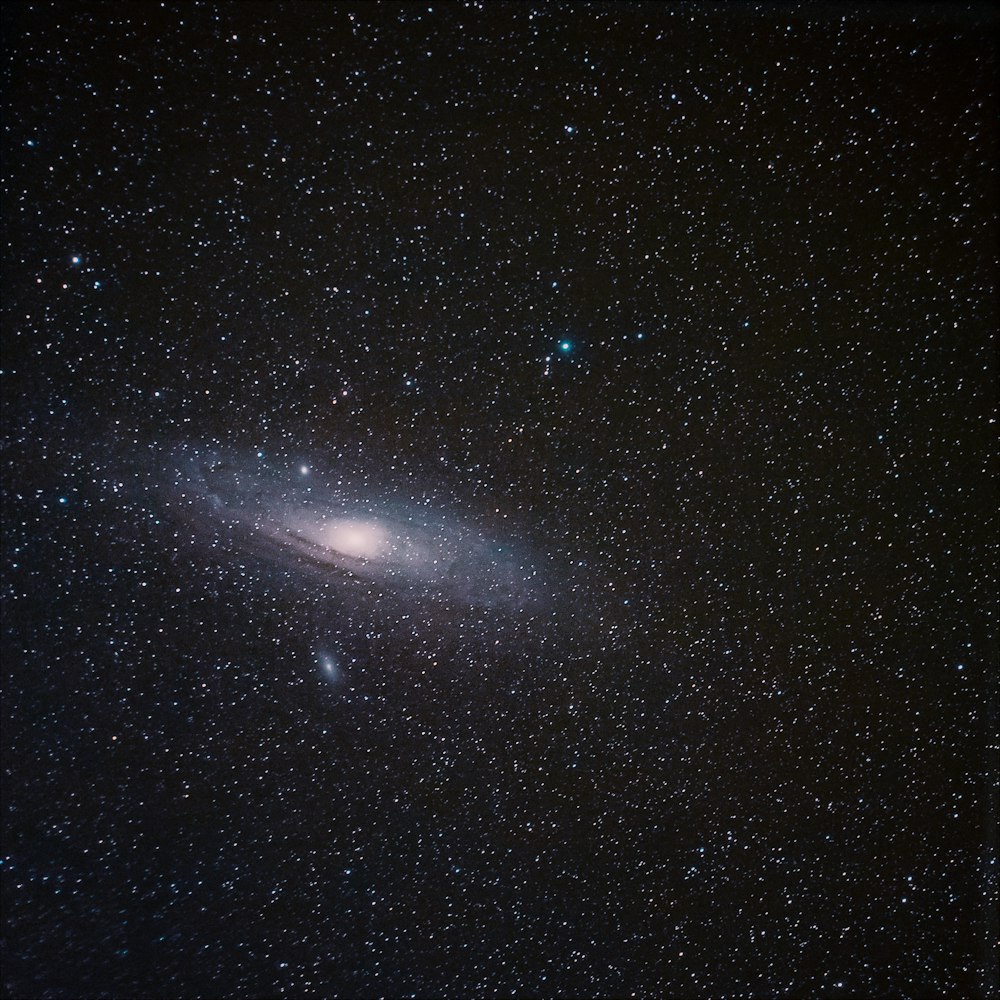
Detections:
2,2,997,998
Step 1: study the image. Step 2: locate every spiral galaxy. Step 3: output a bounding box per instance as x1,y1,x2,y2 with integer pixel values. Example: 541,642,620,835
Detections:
165,447,544,614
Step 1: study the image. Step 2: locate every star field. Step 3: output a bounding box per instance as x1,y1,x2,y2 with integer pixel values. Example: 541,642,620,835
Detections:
2,3,997,998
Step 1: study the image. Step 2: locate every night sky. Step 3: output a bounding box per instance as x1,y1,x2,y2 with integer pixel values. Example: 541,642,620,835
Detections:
2,3,997,998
